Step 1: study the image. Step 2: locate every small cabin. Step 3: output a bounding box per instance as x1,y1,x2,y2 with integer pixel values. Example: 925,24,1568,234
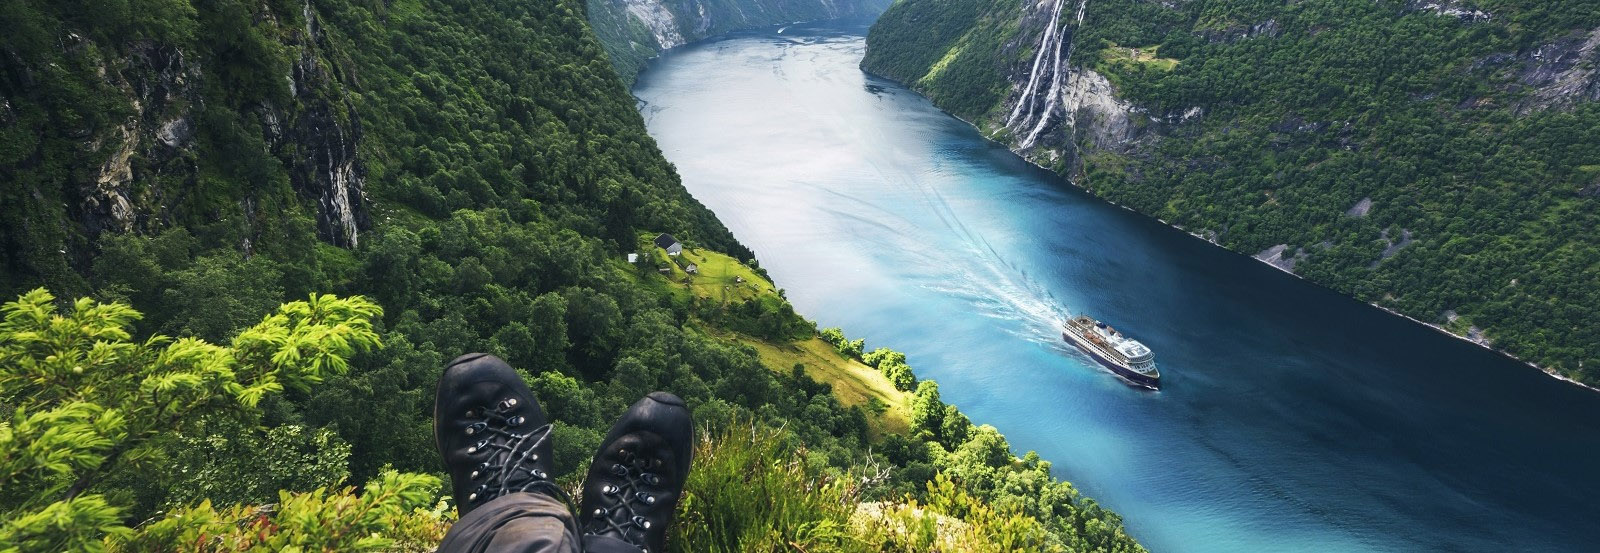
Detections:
685,263,699,275
654,233,682,256
626,253,639,263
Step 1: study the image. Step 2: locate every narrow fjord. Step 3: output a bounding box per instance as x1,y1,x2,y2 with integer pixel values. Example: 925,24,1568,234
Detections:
634,21,1600,553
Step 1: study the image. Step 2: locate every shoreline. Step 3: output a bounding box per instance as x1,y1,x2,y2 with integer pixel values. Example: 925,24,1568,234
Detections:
858,66,1600,395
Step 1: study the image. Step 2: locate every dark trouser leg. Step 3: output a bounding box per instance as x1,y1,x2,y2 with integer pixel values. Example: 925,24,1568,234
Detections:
437,492,581,553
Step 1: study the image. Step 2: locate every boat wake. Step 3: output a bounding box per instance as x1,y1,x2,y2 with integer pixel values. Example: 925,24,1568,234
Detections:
897,181,1074,354
887,173,1140,383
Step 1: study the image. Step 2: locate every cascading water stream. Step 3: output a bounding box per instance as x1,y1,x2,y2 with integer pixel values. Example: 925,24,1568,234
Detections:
1010,0,1089,149
1006,0,1067,128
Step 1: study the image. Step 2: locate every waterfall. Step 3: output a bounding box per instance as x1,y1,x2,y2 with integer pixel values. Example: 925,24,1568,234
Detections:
1006,0,1068,128
1008,0,1089,150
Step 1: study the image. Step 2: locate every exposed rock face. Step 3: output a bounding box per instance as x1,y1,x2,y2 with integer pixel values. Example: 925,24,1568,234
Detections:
1405,0,1493,23
1054,69,1139,151
1200,18,1281,43
1515,27,1600,113
64,1,368,249
279,0,369,247
1371,228,1414,268
1345,197,1374,217
1254,243,1309,273
625,0,688,49
998,0,1143,172
79,42,202,239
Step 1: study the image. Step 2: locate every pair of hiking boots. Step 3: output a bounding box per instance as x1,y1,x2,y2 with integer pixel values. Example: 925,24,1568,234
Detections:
435,353,691,552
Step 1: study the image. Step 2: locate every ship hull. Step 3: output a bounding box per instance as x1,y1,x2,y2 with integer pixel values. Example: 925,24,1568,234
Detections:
1063,331,1161,389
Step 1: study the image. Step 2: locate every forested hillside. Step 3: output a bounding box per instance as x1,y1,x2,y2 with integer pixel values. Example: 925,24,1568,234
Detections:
864,0,1600,383
587,0,891,82
0,0,1141,550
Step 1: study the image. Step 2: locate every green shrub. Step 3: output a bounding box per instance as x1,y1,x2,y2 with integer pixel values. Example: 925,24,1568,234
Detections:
0,289,446,551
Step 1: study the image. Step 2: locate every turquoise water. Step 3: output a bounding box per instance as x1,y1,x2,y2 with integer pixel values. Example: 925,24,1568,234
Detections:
634,21,1600,552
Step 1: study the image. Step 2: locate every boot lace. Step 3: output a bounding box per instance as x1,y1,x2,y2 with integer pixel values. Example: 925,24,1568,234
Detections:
585,449,666,550
462,397,564,507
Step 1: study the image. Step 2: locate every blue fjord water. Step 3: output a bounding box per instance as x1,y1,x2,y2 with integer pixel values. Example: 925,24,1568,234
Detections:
633,20,1600,552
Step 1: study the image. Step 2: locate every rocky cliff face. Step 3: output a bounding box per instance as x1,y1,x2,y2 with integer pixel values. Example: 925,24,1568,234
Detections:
4,0,368,270
81,41,203,239
587,0,892,82
997,0,1143,173
281,0,369,248
1513,26,1600,113
933,0,1156,182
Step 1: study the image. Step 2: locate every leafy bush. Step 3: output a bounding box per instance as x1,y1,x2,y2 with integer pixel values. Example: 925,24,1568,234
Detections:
0,289,445,551
109,471,450,552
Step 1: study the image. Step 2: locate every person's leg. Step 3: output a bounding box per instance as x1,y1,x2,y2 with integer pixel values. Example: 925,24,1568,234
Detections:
434,353,576,553
436,492,579,553
576,392,694,553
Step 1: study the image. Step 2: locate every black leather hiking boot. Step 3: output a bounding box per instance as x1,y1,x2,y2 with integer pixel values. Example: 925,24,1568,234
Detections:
578,392,694,553
434,353,561,517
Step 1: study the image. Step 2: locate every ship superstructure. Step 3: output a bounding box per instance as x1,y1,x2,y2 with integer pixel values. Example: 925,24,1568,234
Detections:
1063,315,1160,389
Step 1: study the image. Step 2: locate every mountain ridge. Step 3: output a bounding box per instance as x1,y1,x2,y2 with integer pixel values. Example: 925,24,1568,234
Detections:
587,0,893,82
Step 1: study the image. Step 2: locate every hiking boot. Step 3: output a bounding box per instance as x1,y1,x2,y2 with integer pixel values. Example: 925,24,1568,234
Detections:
578,392,694,553
434,353,561,516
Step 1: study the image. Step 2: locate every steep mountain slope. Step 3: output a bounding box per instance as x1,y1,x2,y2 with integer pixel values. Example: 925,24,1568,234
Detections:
587,0,892,81
0,0,1142,549
864,0,1600,383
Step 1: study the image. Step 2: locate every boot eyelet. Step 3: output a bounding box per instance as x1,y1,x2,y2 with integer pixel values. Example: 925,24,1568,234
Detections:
641,473,660,485
611,463,627,476
507,415,525,426
500,398,518,409
637,492,655,504
632,515,651,529
466,422,487,435
603,484,619,494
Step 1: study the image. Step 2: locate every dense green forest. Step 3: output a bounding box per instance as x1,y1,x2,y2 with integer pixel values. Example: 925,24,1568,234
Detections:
0,0,1142,550
586,0,891,83
864,0,1600,383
